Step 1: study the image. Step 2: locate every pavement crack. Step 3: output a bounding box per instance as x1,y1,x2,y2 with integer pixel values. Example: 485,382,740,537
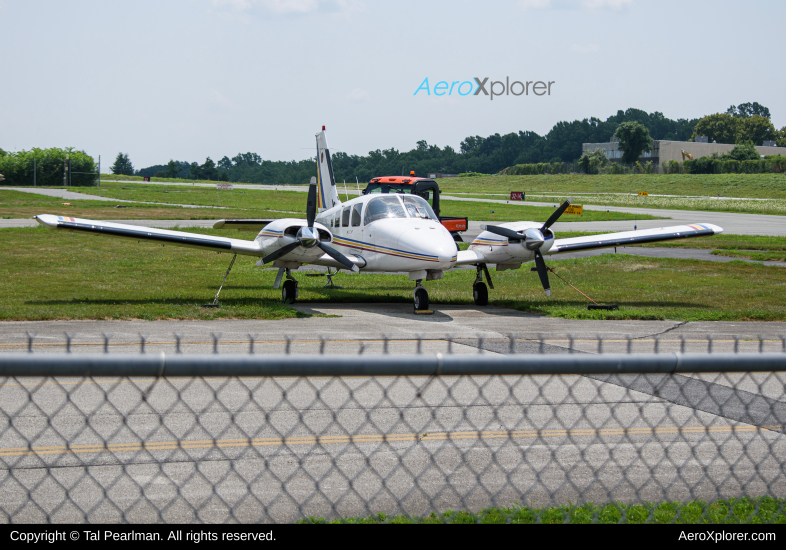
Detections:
634,321,688,340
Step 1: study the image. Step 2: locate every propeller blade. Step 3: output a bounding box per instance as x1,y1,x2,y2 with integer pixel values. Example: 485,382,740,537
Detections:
541,197,573,231
306,182,317,228
318,242,360,273
533,250,551,297
481,224,522,241
262,241,301,265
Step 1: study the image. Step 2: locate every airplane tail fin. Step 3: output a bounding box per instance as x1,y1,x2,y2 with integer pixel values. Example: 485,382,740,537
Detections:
315,127,341,212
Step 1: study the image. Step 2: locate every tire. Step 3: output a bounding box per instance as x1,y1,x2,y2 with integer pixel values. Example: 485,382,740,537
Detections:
282,280,298,304
414,287,429,311
473,282,488,306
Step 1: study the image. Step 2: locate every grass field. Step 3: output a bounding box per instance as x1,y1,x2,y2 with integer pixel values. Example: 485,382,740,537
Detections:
3,226,785,322
436,173,786,199
299,496,786,524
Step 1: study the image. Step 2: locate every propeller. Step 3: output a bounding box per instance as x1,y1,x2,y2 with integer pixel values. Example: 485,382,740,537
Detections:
481,198,573,296
262,181,359,272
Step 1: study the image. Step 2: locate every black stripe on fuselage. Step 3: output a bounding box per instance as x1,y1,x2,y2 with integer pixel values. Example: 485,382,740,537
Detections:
555,229,714,253
58,222,233,250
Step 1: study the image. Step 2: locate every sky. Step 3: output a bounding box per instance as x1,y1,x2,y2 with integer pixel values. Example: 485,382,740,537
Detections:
2,0,784,170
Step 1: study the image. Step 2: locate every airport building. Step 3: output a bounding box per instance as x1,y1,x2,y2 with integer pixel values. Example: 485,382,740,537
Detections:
582,138,782,170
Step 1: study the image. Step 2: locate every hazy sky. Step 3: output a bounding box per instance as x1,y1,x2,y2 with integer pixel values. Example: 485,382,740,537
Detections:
2,0,784,169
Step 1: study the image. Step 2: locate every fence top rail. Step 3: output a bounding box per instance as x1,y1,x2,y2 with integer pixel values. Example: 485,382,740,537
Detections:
1,351,784,377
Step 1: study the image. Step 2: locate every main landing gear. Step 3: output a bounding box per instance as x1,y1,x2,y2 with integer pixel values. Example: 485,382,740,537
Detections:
473,263,494,306
414,280,430,311
274,268,299,304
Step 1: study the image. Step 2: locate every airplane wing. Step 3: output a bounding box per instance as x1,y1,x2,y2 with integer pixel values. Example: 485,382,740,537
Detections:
35,214,263,256
546,223,722,255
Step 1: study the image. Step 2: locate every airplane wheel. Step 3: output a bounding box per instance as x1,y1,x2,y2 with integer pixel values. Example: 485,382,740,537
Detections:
414,287,429,311
473,282,488,306
282,280,298,304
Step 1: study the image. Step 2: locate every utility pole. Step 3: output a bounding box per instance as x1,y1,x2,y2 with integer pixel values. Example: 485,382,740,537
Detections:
33,157,36,187
68,156,72,187
63,155,68,186
98,155,101,187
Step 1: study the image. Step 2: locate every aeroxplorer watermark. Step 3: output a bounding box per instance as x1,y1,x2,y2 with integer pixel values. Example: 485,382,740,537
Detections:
414,77,555,100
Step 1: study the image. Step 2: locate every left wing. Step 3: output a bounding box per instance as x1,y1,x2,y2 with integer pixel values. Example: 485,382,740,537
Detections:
35,214,263,256
546,223,722,255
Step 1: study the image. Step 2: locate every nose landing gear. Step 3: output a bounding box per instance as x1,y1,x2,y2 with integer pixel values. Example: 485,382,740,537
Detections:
414,280,430,311
473,263,493,306
281,268,299,304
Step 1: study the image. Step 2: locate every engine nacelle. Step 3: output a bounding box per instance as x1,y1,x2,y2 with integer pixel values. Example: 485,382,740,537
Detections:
469,221,555,268
254,218,332,266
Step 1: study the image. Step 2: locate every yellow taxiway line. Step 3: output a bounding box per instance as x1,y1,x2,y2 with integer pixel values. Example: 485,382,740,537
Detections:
1,424,779,459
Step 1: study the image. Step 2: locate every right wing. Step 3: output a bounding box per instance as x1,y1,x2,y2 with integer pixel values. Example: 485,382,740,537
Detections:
36,214,263,256
546,223,722,255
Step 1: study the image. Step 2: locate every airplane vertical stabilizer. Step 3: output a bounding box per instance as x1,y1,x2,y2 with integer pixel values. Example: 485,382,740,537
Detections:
315,128,341,212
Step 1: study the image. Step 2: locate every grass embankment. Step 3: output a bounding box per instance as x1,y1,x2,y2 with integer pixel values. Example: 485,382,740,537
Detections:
437,173,786,199
3,227,786,321
447,191,786,216
299,497,786,524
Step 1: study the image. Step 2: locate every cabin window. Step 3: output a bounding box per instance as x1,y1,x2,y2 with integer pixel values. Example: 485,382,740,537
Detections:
351,203,363,227
334,210,340,227
402,195,438,221
341,206,351,227
363,196,407,225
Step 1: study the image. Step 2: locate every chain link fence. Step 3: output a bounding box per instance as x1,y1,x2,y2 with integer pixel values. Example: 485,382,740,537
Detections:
1,333,785,524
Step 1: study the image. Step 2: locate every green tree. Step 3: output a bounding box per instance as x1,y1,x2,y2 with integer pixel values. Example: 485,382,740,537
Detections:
777,127,786,148
727,102,771,119
614,122,652,164
111,152,134,175
163,159,180,178
578,148,608,174
200,157,218,180
736,115,777,145
723,142,760,161
692,113,738,144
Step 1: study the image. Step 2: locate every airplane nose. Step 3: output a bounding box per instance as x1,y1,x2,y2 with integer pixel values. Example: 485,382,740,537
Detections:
397,226,456,265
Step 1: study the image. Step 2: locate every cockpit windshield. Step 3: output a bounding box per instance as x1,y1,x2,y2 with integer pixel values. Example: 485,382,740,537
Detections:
364,196,408,225
402,195,438,221
365,183,412,194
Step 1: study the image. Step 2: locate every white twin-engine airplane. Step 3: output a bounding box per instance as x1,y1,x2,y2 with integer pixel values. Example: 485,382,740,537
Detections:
35,128,723,311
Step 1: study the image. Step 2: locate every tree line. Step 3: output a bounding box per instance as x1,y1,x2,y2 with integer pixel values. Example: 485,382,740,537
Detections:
112,102,784,184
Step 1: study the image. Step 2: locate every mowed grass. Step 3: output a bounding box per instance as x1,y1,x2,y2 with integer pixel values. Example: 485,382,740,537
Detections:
436,173,786,199
3,227,786,322
0,188,289,221
438,199,662,222
299,496,786,524
65,182,308,213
